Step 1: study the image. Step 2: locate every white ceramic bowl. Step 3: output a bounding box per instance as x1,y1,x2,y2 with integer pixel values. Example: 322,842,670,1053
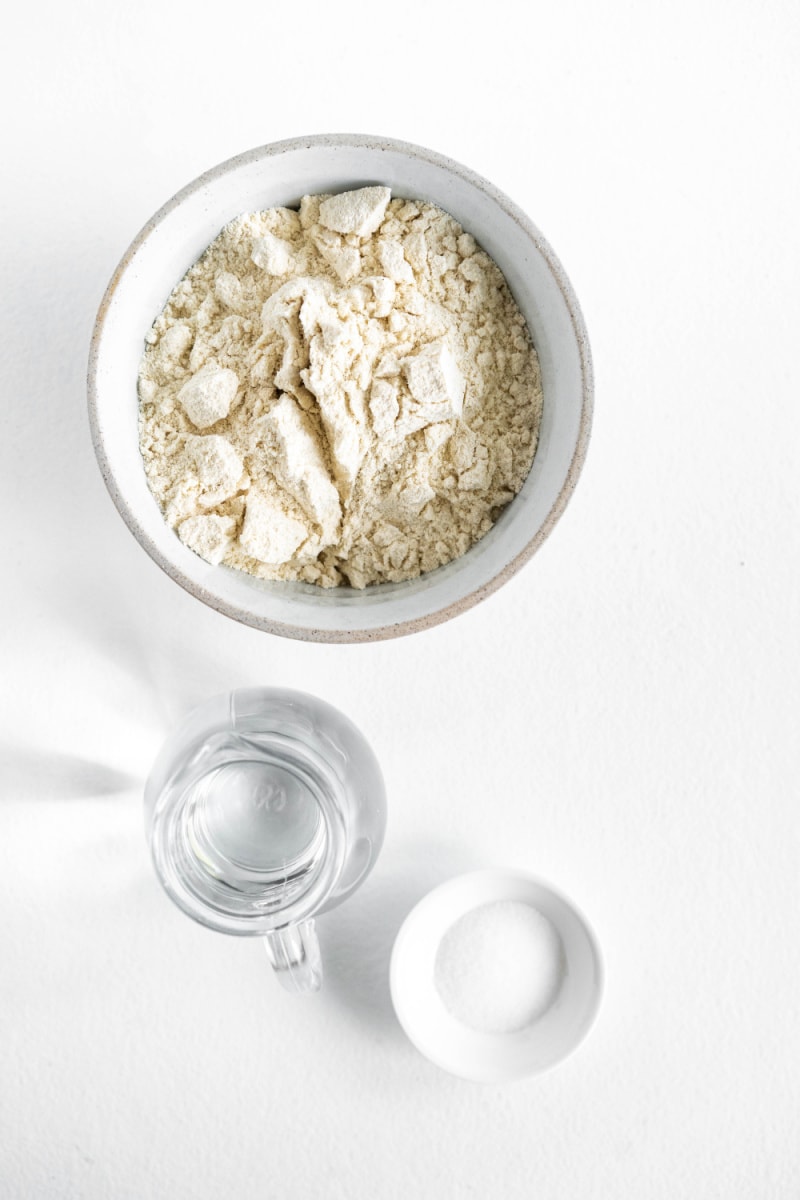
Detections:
390,869,603,1083
88,134,592,642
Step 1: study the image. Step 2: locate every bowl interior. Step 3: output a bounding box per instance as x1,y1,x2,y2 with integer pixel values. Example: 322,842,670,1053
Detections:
90,136,590,640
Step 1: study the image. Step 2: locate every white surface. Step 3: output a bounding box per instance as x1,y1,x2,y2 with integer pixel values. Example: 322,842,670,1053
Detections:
390,871,602,1081
2,0,799,1195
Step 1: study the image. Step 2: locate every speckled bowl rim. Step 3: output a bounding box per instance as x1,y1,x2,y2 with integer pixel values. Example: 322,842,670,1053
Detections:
87,133,593,643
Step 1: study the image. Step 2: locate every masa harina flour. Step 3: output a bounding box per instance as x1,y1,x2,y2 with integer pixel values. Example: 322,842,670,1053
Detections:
138,186,543,588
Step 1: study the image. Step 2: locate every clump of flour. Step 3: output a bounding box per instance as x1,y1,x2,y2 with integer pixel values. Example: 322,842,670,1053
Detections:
138,186,543,588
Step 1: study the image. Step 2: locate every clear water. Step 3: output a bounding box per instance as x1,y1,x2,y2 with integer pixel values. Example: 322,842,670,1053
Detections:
180,759,326,900
145,687,388,937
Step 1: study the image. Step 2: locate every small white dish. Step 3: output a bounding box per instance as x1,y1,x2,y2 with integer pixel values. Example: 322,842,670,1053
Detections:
390,869,603,1083
88,134,592,642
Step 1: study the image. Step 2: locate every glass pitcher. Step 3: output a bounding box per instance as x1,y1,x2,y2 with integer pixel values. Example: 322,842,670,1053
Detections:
144,688,387,993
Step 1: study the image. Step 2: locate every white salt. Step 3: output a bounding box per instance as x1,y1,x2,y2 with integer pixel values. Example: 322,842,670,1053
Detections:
434,900,564,1034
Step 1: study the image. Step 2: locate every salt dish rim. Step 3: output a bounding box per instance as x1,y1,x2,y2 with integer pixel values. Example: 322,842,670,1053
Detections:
389,868,604,1083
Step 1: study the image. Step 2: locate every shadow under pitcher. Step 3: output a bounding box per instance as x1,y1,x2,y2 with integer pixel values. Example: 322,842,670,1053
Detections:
144,688,387,993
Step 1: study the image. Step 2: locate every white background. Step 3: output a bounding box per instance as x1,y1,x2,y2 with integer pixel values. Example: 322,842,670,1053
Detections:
2,1,799,1196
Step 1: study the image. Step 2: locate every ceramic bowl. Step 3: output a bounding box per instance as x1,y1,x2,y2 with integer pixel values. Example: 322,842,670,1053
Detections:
390,869,603,1082
88,134,592,642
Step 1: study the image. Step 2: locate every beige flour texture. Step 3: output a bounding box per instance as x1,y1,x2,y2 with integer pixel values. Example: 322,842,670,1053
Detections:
138,187,543,588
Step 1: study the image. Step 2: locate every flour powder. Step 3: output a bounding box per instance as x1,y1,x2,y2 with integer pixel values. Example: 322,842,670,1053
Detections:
138,187,543,587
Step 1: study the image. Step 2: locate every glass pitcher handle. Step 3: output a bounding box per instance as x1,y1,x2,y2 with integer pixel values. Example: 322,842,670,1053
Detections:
264,919,322,993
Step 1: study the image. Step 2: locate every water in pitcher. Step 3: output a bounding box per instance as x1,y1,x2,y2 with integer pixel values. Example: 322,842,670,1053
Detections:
168,752,331,918
145,688,387,958
181,758,327,896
